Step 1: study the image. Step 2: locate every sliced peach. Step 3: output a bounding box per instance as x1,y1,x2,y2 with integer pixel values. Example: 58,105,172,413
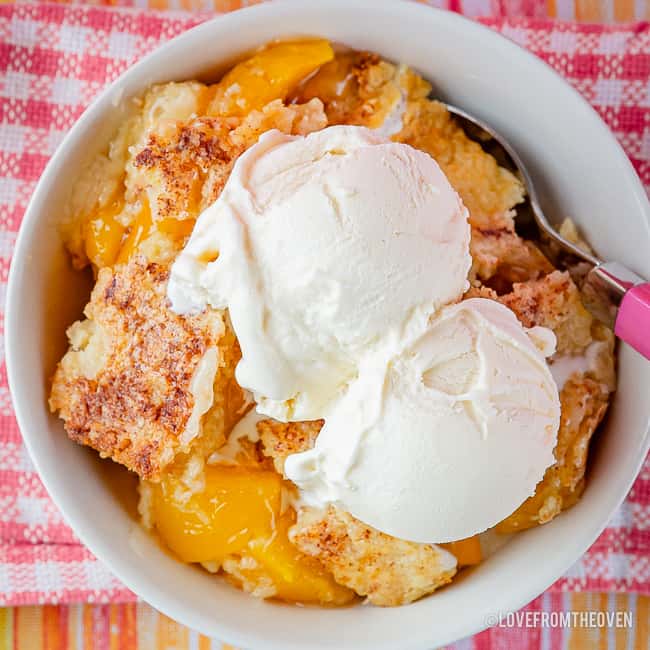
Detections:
158,217,196,242
115,198,152,264
245,511,355,605
152,466,283,564
84,197,126,269
208,39,334,117
152,464,353,604
441,535,482,567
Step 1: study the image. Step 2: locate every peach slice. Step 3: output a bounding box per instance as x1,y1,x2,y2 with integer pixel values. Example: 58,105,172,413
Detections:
152,466,283,564
208,39,334,117
441,535,482,567
84,197,126,269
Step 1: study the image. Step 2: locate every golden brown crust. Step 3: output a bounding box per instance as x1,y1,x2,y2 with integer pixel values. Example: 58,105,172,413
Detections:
499,270,593,354
289,505,456,606
49,257,226,479
470,226,553,292
468,267,614,531
396,100,524,231
127,99,328,228
494,275,615,531
295,52,404,128
130,117,236,222
257,419,322,473
463,285,500,301
496,375,611,532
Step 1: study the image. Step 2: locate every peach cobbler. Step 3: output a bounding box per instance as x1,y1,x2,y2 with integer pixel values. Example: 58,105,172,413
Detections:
50,40,616,607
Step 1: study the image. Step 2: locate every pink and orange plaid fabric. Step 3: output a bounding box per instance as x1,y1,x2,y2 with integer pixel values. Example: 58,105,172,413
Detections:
0,1,649,648
21,0,650,23
1,595,650,649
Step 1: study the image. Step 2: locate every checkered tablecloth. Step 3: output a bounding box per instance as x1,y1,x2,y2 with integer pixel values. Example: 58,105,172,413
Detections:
0,0,649,617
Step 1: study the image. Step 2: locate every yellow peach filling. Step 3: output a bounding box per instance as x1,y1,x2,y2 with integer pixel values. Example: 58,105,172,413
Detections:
83,193,197,270
83,197,126,269
441,535,482,567
151,465,354,605
208,39,334,117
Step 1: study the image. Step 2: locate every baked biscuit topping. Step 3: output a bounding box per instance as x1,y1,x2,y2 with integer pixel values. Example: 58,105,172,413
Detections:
49,258,226,479
290,505,457,607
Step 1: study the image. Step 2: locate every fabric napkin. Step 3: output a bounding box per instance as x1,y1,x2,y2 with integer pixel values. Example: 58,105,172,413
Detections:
0,2,648,606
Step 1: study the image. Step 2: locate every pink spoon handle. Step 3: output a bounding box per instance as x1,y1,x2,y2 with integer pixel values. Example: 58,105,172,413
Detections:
615,283,650,359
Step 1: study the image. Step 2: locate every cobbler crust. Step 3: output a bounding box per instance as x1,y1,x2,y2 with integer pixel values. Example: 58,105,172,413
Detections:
290,505,456,607
49,258,225,479
257,419,323,474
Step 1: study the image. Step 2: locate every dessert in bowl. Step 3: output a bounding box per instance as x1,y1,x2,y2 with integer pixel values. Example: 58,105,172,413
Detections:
49,37,614,605
7,2,650,648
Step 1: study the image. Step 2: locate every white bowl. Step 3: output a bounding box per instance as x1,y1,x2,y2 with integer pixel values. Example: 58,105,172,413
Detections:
6,1,650,648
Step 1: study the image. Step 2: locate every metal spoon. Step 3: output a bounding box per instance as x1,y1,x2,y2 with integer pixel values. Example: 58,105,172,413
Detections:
445,103,650,360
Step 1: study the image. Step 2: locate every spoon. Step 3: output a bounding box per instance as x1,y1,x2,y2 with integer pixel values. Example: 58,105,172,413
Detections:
445,103,650,361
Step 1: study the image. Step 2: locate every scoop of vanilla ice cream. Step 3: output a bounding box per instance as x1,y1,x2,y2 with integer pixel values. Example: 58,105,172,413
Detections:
168,125,470,421
284,298,561,543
